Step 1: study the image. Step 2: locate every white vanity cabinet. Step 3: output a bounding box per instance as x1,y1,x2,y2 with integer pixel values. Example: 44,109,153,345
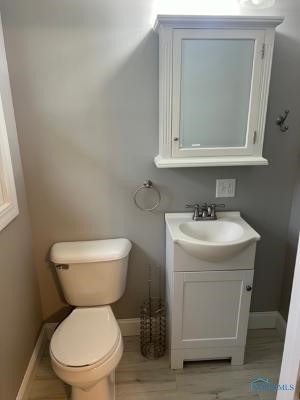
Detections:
165,212,260,369
154,15,283,168
171,270,253,368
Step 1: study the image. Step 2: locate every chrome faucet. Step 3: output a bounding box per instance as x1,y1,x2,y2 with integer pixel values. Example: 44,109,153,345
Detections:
186,203,225,221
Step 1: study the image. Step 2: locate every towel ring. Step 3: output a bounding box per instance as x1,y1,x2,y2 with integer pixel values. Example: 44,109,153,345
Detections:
133,180,161,211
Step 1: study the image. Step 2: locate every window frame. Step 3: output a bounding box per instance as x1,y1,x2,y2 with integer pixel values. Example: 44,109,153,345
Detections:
0,93,19,231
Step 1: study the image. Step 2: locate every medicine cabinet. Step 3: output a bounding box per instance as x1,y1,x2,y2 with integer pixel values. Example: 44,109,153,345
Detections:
154,15,283,168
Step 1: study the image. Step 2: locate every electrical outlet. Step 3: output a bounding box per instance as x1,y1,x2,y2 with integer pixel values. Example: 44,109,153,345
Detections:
216,179,236,198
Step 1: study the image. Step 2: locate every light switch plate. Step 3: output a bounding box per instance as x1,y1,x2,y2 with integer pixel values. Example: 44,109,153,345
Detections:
216,179,236,198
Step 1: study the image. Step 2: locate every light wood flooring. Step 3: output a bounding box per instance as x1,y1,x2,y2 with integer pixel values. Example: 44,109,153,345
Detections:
28,329,283,400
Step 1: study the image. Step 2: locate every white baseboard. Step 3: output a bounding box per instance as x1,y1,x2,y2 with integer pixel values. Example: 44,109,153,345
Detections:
249,311,286,339
44,313,286,340
16,325,47,400
275,312,287,340
17,311,287,399
43,319,141,341
117,312,287,339
118,318,140,336
44,319,141,340
248,311,279,329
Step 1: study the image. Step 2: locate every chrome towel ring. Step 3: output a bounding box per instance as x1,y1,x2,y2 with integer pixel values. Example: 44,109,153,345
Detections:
133,180,161,211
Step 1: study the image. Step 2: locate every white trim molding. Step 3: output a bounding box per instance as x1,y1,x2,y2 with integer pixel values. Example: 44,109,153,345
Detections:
249,311,286,339
118,318,140,336
119,313,287,339
45,313,286,341
0,93,19,230
122,313,287,339
44,319,141,341
248,311,279,329
154,155,269,168
275,312,287,340
154,15,284,31
16,325,48,400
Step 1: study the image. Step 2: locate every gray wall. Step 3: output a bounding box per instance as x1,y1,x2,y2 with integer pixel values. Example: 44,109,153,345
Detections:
1,0,300,320
0,13,42,400
280,167,300,319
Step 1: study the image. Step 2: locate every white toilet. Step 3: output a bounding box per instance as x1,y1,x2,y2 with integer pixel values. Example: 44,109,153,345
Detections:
49,238,132,400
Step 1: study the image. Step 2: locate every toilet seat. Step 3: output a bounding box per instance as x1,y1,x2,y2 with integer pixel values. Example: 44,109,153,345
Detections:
50,306,120,368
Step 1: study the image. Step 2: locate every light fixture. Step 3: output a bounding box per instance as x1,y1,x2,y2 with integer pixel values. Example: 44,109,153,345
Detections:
238,0,276,8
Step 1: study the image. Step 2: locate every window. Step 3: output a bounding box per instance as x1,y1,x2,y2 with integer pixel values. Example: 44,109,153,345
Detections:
0,93,19,231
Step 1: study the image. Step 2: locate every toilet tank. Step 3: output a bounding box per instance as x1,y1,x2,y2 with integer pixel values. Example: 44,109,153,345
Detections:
50,239,132,306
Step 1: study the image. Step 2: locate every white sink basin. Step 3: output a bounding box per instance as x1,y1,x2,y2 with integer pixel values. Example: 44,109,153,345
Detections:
166,212,260,262
179,220,244,243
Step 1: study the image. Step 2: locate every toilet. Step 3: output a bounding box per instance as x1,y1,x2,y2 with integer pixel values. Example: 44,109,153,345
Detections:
49,238,132,400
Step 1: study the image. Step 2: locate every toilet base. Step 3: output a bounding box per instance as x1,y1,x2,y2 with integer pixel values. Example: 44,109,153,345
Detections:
72,371,115,400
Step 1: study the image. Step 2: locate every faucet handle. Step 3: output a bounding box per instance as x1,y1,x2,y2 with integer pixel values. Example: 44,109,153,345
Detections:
186,204,201,220
210,203,225,218
186,204,200,209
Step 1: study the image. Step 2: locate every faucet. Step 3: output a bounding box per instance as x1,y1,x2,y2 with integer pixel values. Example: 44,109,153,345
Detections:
186,203,225,221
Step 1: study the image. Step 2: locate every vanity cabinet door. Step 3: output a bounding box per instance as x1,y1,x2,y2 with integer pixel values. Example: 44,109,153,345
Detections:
172,29,265,158
172,269,254,349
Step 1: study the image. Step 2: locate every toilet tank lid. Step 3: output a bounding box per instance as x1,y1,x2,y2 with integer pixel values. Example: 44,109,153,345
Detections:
50,238,132,264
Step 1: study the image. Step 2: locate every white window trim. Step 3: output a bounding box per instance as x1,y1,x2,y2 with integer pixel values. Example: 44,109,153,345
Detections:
0,93,19,231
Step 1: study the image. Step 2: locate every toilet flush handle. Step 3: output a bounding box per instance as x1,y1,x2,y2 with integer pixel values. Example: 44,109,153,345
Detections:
56,264,69,270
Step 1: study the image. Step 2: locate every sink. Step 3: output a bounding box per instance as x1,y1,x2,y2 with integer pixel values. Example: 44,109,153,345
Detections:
179,220,244,243
165,212,260,262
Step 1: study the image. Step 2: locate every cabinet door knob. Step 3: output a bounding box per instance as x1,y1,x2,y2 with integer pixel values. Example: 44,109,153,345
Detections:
173,137,179,141
246,285,252,292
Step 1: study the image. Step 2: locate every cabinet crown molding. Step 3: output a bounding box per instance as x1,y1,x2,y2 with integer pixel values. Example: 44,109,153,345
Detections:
154,14,284,31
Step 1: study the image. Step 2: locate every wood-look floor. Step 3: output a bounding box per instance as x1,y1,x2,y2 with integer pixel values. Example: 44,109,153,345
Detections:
28,329,283,400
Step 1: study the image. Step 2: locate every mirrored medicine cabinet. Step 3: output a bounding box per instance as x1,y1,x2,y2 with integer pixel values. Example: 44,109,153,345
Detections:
154,15,283,168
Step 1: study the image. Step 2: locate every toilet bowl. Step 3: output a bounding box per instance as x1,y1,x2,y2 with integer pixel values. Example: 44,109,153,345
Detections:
49,238,132,400
50,306,122,400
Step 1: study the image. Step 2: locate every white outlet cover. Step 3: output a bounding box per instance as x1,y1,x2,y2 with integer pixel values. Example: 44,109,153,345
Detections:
216,179,236,198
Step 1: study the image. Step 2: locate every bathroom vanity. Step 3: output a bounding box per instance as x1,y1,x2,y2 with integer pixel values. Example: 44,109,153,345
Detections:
165,212,260,369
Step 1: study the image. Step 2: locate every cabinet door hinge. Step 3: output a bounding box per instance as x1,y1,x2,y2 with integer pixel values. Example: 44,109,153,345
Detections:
261,43,266,59
253,131,257,144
